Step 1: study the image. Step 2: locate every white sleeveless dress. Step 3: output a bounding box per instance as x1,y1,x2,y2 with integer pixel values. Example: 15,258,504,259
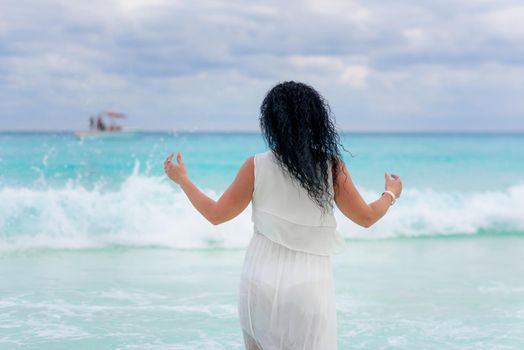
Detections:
238,150,347,350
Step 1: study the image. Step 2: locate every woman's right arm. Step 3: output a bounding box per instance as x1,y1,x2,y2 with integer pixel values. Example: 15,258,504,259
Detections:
334,159,402,228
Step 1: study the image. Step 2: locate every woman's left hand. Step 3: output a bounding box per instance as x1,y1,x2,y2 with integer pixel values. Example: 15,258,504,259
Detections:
164,151,189,185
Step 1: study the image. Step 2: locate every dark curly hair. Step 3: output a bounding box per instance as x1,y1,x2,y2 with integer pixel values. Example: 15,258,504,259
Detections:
259,81,346,213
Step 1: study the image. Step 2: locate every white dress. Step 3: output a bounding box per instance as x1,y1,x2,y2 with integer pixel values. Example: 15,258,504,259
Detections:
238,150,347,350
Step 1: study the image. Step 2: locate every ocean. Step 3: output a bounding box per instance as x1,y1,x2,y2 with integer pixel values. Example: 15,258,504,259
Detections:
0,132,523,349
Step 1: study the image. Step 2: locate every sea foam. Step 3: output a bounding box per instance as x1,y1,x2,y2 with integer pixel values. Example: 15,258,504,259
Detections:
1,165,523,251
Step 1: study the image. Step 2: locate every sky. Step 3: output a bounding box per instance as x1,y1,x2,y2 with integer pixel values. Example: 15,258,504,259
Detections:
0,0,523,131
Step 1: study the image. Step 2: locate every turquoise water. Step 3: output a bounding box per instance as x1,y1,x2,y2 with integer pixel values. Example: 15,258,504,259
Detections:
1,132,524,349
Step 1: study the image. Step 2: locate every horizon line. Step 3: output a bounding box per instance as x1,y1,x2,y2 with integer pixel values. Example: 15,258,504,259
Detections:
1,129,524,134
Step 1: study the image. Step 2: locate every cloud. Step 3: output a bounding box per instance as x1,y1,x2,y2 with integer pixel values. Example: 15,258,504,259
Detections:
0,0,523,131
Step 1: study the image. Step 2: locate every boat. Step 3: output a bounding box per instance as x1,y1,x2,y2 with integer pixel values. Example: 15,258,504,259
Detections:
74,111,139,139
73,129,139,139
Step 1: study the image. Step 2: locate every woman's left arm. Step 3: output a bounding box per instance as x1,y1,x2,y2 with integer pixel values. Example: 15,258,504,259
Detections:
164,152,254,225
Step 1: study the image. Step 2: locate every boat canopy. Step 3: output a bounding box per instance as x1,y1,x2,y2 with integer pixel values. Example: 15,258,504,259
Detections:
105,111,126,118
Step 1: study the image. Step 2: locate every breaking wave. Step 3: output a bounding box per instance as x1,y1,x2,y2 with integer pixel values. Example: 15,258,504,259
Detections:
1,164,523,252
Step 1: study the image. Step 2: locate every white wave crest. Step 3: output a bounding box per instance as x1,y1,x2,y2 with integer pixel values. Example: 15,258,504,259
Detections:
1,169,523,251
343,184,524,239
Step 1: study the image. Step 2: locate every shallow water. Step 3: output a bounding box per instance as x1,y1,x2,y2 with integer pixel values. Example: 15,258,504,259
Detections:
1,237,523,349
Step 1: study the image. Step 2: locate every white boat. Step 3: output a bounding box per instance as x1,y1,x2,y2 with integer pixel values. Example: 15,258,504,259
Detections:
74,129,140,139
74,111,139,139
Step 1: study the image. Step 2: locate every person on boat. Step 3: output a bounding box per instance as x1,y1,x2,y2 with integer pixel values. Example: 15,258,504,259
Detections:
89,117,95,130
96,117,106,131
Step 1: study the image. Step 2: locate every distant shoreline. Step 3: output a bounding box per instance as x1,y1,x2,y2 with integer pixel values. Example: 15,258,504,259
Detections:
1,129,523,135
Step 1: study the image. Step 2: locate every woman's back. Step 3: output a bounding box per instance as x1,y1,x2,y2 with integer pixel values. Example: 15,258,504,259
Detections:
251,150,346,256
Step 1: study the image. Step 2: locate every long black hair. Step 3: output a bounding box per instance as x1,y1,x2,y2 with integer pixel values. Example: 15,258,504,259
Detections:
259,81,345,212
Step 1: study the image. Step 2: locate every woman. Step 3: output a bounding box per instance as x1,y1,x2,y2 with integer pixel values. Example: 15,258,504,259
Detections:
164,81,402,349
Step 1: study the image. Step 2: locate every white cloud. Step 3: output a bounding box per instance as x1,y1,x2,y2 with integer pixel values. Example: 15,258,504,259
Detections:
480,5,524,41
287,55,369,88
402,28,427,47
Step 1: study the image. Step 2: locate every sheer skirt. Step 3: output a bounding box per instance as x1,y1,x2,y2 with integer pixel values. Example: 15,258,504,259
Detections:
238,232,338,350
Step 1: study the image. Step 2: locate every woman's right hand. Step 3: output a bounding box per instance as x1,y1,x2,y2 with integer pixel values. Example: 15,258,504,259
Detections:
164,151,189,185
385,172,402,198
